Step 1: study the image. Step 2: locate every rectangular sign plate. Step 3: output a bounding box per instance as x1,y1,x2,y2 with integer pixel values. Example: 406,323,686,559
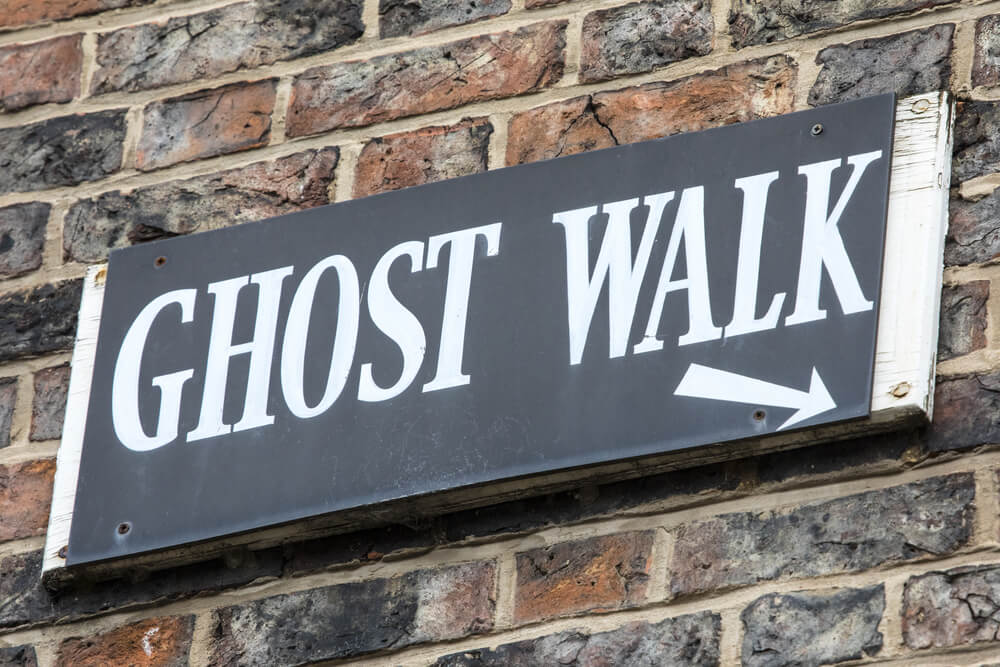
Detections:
65,94,895,566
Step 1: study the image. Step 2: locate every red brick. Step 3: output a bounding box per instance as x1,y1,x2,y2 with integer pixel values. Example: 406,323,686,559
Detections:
903,564,1000,649
56,616,195,667
0,377,15,449
0,0,151,30
287,21,565,137
0,35,82,112
354,118,492,198
136,80,276,172
0,459,55,543
30,364,70,441
513,531,654,624
506,56,796,165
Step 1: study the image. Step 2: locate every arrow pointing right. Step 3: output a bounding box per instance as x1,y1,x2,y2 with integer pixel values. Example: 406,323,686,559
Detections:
674,363,837,431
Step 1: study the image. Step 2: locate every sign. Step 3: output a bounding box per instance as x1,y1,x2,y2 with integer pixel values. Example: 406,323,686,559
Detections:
63,94,895,566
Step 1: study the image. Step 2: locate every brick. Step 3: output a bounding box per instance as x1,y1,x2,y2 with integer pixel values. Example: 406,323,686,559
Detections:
808,25,954,107
0,645,37,667
974,15,1000,88
928,372,1000,452
0,548,282,630
670,474,974,596
0,280,82,363
948,190,1000,266
354,118,492,198
0,35,82,112
436,612,721,666
0,377,15,450
953,100,1000,183
0,111,126,195
56,616,194,667
0,203,48,279
212,561,495,664
65,148,338,263
0,0,152,30
939,281,989,361
580,0,712,83
742,586,885,666
136,80,276,171
903,564,1000,649
506,56,795,165
514,531,653,624
730,0,953,48
0,460,55,543
287,21,565,137
30,364,70,441
91,0,362,95
525,0,567,6
380,0,510,38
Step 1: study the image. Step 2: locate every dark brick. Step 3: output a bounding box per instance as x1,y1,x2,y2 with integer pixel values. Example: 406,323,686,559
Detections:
514,531,654,624
136,80,276,171
939,281,990,361
30,364,70,441
953,100,1000,183
730,0,953,48
948,189,1000,266
0,548,282,630
808,25,954,106
56,616,194,667
0,35,82,112
0,645,37,667
0,459,55,542
0,280,82,363
380,0,510,38
0,0,153,30
0,203,48,279
670,474,975,596
0,377,15,449
525,0,568,6
287,21,566,137
354,118,492,198
928,372,1000,451
65,148,338,263
974,15,1000,88
903,564,1000,649
436,612,721,666
507,56,795,165
580,0,712,83
0,111,126,195
742,586,885,666
211,561,495,664
91,0,363,95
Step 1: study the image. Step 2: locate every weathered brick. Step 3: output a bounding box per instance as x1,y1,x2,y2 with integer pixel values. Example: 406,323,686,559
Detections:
0,35,82,112
0,203,48,278
436,612,721,666
212,561,495,664
948,190,1000,266
0,111,126,195
580,0,712,83
742,586,885,666
939,281,989,361
30,364,69,441
56,616,194,667
380,0,510,38
808,25,953,106
730,0,953,48
0,0,152,30
974,15,1000,88
953,100,1000,183
354,118,492,198
0,280,82,363
136,80,276,171
525,0,567,6
0,460,55,543
903,564,1000,649
0,377,15,450
0,548,282,630
0,645,37,667
91,0,362,95
670,474,974,596
514,531,653,624
507,56,795,165
929,372,1000,451
287,21,565,137
65,148,338,263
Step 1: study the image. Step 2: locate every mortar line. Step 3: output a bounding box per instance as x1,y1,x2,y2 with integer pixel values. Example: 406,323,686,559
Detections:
268,76,294,146
362,0,382,42
187,611,216,667
493,551,518,630
880,576,908,658
486,112,511,170
952,18,978,98
718,606,743,666
333,142,363,203
7,364,34,449
78,32,98,102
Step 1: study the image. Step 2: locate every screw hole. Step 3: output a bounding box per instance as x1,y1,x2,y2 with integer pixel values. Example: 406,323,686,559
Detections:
753,410,766,421
117,522,131,535
58,545,67,559
810,123,823,136
154,256,167,268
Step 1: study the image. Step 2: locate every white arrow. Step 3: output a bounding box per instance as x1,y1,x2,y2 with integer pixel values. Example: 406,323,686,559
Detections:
674,363,836,431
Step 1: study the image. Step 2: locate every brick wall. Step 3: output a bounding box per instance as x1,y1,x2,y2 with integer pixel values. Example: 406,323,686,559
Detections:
1,0,1000,665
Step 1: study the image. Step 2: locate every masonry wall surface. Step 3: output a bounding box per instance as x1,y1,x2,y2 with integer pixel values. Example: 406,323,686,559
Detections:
2,0,1000,665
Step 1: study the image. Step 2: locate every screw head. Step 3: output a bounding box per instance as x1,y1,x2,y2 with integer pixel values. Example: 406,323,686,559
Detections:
810,123,824,136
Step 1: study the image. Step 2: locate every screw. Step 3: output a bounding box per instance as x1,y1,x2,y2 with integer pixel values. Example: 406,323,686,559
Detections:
810,123,823,136
911,99,930,114
154,256,167,268
58,545,67,559
117,522,131,535
753,409,766,421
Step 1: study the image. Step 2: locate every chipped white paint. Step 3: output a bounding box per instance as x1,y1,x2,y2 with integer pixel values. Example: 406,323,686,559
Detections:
142,626,160,656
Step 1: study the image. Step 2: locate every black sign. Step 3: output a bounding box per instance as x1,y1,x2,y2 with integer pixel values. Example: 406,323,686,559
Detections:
68,94,895,565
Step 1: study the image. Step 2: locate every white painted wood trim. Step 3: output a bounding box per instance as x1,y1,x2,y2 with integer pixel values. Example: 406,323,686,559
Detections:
42,265,107,576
